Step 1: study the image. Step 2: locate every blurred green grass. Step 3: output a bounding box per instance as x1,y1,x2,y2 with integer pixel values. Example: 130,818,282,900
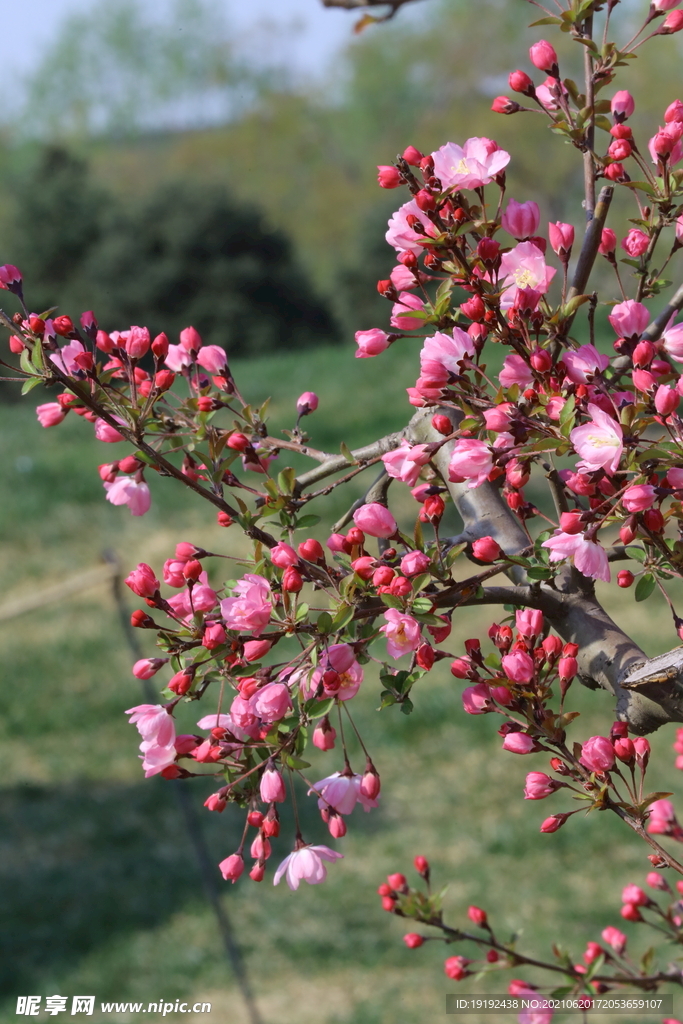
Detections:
1,343,683,1024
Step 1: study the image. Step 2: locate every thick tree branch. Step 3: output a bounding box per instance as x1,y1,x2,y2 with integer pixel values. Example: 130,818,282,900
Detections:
294,431,404,492
566,184,613,307
641,280,683,343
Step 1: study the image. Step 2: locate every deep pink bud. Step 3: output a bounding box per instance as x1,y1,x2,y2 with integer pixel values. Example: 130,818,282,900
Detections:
661,9,683,31
444,956,469,980
282,566,303,593
361,765,381,799
529,40,558,72
471,536,501,562
298,538,324,562
509,70,534,95
243,639,272,662
491,96,520,115
634,736,650,767
548,221,574,255
219,853,244,883
402,146,423,166
203,622,226,650
125,325,150,359
620,903,642,922
260,766,286,803
297,391,319,417
614,737,635,763
622,883,648,906
580,736,615,773
617,570,634,588
270,542,299,568
125,563,159,598
312,716,336,751
403,933,424,948
540,813,569,833
524,772,558,800
558,656,577,683
599,228,617,255
655,384,679,415
151,332,169,359
502,732,535,754
353,503,397,539
377,165,401,189
467,906,487,927
179,326,202,351
611,90,635,120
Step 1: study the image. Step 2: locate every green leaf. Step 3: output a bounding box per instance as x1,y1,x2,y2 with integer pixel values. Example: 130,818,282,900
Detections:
295,602,309,622
400,697,414,715
21,376,42,394
529,16,562,25
411,596,434,614
625,545,646,563
295,514,321,530
380,593,404,610
306,697,335,720
635,573,656,602
317,611,333,634
526,566,554,581
340,441,357,464
330,602,355,630
277,467,296,495
559,394,575,429
282,756,311,770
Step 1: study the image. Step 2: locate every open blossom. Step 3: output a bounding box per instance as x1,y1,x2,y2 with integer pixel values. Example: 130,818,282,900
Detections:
165,344,193,372
104,475,151,516
499,353,533,389
382,441,431,486
448,438,493,487
562,344,610,384
431,137,510,191
499,241,556,310
420,327,475,379
309,772,379,814
125,704,177,777
273,845,344,890
386,198,439,254
501,199,540,240
542,530,611,582
662,321,683,361
608,299,649,339
220,574,272,635
49,339,87,375
380,609,422,658
570,404,623,475
355,328,391,358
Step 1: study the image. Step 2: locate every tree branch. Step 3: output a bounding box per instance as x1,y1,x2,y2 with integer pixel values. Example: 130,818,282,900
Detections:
641,280,683,343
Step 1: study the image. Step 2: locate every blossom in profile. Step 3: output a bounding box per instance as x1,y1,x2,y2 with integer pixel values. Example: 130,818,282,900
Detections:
125,704,177,777
499,353,534,389
386,198,439,254
448,438,493,487
104,475,151,516
36,403,66,428
562,344,610,384
309,772,379,815
431,137,510,191
273,845,344,890
382,440,431,486
420,328,475,379
542,530,610,582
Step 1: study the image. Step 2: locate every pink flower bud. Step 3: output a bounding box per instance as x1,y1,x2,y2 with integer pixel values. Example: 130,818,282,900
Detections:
219,853,244,883
509,70,534,95
462,684,493,715
450,657,473,679
36,403,66,428
400,550,431,576
327,533,352,555
132,658,167,679
614,737,635,763
297,391,319,417
444,956,470,980
599,228,617,255
179,326,202,351
621,229,649,257
282,566,303,593
361,765,381,799
529,40,558,72
355,328,391,358
540,813,569,833
530,348,551,372
634,736,650,768
622,883,648,906
652,0,682,11
601,926,627,954
243,639,272,662
270,542,299,568
260,766,286,803
502,732,535,754
611,90,635,120
646,871,670,891
655,385,679,416
580,735,615,773
516,609,543,638
196,345,227,374
608,139,632,161
353,503,397,539
558,656,577,683
620,902,642,922
125,563,159,598
377,165,401,189
467,905,487,927
403,146,423,165
524,772,558,800
471,536,501,562
548,221,574,255
203,622,226,650
313,716,336,751
491,96,520,115
502,650,535,683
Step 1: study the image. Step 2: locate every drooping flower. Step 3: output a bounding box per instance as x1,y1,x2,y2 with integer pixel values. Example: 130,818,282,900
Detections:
380,609,422,659
104,475,151,516
165,344,193,372
355,328,391,358
125,704,177,777
662,321,683,361
36,403,66,428
570,404,623,475
273,845,344,890
431,137,510,191
542,530,611,582
309,772,379,815
562,344,610,384
220,574,272,636
49,339,87,376
499,353,534,389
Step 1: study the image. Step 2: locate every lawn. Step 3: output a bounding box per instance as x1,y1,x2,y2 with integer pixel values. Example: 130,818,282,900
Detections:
0,340,682,1024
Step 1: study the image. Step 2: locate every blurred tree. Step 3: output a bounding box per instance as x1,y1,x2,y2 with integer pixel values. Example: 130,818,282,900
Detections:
4,147,337,358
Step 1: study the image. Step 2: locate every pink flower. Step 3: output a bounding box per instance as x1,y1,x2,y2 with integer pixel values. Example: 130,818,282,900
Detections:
400,550,431,576
536,76,567,112
621,229,650,257
165,344,193,372
253,683,292,724
126,325,150,359
390,291,424,331
499,353,534,389
0,263,21,291
601,926,627,954
611,90,635,119
516,609,543,638
125,704,177,777
608,299,650,339
179,326,202,351
230,694,258,731
502,732,535,754
448,438,493,488
462,684,494,715
104,475,151,516
132,658,166,679
297,391,318,416
548,222,574,255
196,345,227,373
570,404,623,475
543,530,611,582
310,772,379,815
220,574,272,635
273,845,344,890
580,735,615,773
502,650,535,683
390,263,421,290
355,328,391,358
125,563,159,597
499,241,556,310
260,766,286,803
382,441,431,486
49,339,87,375
622,884,648,906
219,853,244,883
524,772,558,800
483,403,514,432
95,418,125,443
662,322,683,361
243,639,271,662
270,542,299,568
386,199,439,255
36,403,66,428
622,484,655,512
380,609,422,658
529,39,558,71
562,344,610,383
420,327,475,378
431,137,510,191
655,384,679,415
501,199,540,240
353,503,397,538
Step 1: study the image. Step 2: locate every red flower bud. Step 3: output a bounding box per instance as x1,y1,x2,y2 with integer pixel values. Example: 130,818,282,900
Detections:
617,570,634,588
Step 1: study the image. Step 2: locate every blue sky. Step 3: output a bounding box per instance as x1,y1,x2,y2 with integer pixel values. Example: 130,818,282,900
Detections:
4,0,355,79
